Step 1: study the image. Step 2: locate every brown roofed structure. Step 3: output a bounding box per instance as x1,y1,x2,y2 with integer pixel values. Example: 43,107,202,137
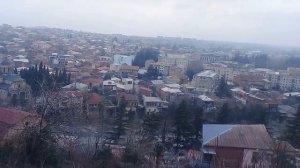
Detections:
205,124,273,150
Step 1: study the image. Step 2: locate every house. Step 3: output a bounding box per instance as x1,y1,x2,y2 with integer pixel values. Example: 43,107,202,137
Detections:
86,93,103,113
119,64,139,77
0,108,41,142
102,80,117,95
62,82,88,91
137,85,153,97
233,74,270,91
191,70,218,93
143,96,168,114
59,91,83,113
118,93,138,113
201,124,273,168
197,95,215,113
0,59,31,103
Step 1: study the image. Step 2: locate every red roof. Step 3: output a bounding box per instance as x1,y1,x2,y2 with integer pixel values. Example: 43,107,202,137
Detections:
88,93,103,105
0,108,37,140
0,108,35,125
120,64,139,71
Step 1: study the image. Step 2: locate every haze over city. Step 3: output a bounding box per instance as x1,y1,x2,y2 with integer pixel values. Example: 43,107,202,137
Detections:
1,0,300,47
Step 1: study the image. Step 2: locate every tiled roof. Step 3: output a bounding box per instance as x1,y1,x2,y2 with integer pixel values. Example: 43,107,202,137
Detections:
120,64,139,71
0,107,35,125
88,93,102,105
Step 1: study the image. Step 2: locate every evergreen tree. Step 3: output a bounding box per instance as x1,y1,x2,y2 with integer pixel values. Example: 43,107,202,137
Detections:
19,62,71,96
142,113,162,140
174,101,193,149
193,106,203,145
93,146,113,168
286,105,300,148
133,48,159,67
185,69,195,82
146,65,159,79
217,103,231,124
113,99,127,140
215,77,231,98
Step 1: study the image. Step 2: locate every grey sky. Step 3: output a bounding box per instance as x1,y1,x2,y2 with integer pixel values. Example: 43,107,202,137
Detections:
0,0,300,47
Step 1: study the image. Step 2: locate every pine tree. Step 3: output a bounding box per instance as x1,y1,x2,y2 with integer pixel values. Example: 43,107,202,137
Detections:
174,101,193,149
216,77,231,98
142,113,162,140
286,105,300,148
113,99,126,140
217,103,231,124
193,106,203,145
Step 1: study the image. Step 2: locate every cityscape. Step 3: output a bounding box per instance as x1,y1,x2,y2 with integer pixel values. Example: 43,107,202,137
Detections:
0,0,300,168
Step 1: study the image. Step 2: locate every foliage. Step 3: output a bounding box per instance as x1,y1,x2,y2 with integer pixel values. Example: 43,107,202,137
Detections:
133,48,159,67
153,142,164,167
146,65,159,79
216,103,231,124
193,106,203,146
20,62,71,96
142,113,162,140
122,145,139,165
93,146,114,168
185,69,196,82
215,77,231,98
0,127,60,168
113,99,127,140
286,105,300,148
174,101,193,149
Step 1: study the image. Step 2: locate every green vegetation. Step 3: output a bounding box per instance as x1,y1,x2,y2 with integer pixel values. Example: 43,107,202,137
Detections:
20,62,71,96
286,105,300,148
133,48,159,67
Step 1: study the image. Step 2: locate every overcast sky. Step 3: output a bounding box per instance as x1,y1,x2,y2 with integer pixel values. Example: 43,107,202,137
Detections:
0,0,299,47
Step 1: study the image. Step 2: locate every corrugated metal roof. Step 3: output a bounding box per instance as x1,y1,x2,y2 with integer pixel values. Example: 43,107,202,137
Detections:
203,124,273,150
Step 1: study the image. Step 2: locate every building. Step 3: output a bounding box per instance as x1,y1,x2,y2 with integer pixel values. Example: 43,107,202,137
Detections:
113,54,134,66
201,124,273,168
197,95,215,113
149,62,170,76
59,91,83,113
0,108,41,142
0,59,31,104
191,70,218,93
119,64,139,77
143,96,168,114
86,93,103,113
62,82,88,91
233,74,270,91
118,93,138,113
158,53,189,70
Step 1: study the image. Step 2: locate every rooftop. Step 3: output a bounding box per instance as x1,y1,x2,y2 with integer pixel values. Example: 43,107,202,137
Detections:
203,124,273,150
143,96,163,102
196,70,217,78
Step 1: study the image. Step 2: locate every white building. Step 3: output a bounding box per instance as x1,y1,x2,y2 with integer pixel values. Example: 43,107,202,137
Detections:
113,54,134,66
191,70,218,92
158,54,189,70
143,96,168,114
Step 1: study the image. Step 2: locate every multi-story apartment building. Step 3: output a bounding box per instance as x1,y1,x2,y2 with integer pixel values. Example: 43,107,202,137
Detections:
158,53,189,70
191,70,218,93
